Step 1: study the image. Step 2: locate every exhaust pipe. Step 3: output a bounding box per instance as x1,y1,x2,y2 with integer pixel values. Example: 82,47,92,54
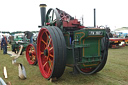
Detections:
39,4,47,26
94,8,96,27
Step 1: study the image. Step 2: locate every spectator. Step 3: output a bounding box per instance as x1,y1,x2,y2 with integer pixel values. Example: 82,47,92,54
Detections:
2,35,8,54
24,31,33,44
1,35,4,50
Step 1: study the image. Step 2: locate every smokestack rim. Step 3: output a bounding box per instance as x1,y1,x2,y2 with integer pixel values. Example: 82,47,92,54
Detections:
39,4,47,8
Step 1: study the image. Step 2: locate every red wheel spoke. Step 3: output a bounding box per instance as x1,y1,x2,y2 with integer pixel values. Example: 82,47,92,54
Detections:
47,38,52,47
49,47,53,51
48,68,51,74
45,31,50,42
48,65,51,74
44,46,47,51
48,58,53,74
49,54,54,58
45,31,49,38
49,58,53,66
41,39,48,45
43,61,48,68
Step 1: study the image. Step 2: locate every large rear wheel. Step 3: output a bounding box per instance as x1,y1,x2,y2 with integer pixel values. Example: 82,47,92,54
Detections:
37,26,66,79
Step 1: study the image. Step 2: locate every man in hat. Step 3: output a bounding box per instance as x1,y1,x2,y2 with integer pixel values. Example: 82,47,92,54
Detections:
2,35,8,54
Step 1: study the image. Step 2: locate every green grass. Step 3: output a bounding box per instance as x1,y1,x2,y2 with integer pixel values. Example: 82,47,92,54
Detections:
0,46,128,85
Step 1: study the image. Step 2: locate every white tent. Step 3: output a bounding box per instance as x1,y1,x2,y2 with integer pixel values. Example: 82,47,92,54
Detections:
115,30,128,33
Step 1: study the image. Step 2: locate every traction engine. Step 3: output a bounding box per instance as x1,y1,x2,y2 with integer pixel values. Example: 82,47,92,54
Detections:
26,4,109,80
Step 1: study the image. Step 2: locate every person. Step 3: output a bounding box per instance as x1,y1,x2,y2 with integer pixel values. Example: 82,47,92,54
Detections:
24,31,33,44
1,35,3,50
1,35,8,54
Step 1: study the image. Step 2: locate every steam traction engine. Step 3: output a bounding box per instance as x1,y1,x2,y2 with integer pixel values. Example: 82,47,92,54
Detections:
26,4,109,80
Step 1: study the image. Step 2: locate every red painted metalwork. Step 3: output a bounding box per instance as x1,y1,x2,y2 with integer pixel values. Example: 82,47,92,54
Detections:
26,44,37,65
37,28,54,79
56,8,85,29
63,19,85,28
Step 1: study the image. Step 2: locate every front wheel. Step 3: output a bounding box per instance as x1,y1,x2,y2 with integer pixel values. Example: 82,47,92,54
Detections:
26,44,37,65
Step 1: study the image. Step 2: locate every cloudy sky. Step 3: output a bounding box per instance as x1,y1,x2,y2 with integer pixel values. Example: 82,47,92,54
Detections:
0,0,128,32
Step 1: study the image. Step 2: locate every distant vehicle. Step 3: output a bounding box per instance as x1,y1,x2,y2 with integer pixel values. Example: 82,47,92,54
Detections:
109,38,126,48
14,33,26,41
10,33,29,55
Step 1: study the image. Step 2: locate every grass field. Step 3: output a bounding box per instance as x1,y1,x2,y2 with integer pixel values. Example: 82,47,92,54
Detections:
0,46,128,85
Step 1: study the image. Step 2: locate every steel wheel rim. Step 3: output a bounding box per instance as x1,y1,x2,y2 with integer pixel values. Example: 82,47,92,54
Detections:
26,44,37,65
37,28,54,78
